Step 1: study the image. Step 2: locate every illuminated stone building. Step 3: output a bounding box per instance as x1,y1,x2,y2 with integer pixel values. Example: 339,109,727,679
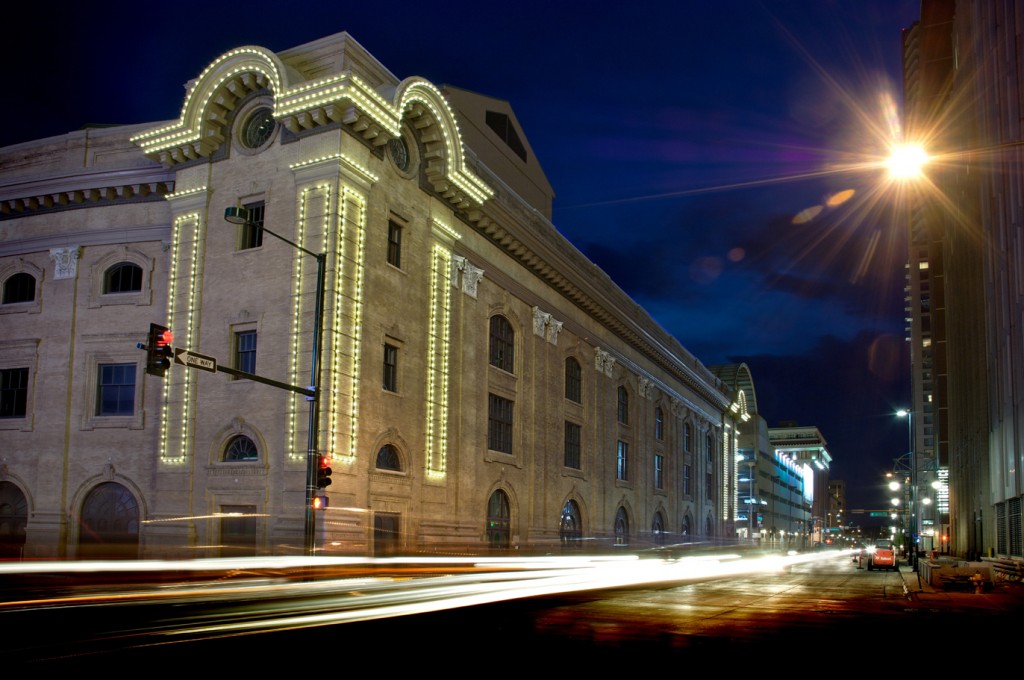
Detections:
0,33,734,558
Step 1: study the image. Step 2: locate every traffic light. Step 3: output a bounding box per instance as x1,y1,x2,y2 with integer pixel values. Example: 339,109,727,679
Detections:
316,454,332,490
145,323,174,377
312,495,329,510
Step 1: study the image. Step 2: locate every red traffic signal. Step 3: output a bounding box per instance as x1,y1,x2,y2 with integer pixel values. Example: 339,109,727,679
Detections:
145,323,174,377
316,454,332,490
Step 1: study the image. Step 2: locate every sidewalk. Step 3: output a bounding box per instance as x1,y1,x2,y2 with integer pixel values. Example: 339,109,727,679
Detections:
899,562,1024,611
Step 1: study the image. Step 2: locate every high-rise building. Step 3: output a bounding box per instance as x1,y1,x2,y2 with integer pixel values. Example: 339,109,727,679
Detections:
902,0,1024,558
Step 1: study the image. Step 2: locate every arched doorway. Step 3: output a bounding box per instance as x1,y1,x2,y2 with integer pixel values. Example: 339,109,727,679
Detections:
560,499,582,547
78,482,139,559
651,510,665,546
0,482,28,558
486,489,510,549
614,507,629,546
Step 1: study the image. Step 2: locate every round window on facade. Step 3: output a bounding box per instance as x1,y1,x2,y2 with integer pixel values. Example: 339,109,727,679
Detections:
241,108,276,150
387,136,410,172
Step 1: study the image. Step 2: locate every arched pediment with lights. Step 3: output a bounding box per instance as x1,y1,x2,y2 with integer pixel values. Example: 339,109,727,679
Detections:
708,362,758,418
131,46,290,164
394,77,494,208
130,39,493,213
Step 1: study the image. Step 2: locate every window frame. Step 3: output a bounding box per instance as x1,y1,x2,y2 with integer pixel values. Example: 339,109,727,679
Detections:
95,362,136,417
487,393,514,454
617,386,629,425
234,329,257,376
564,420,581,469
616,440,629,481
103,262,143,295
223,434,259,462
564,357,581,403
2,272,35,305
387,219,403,268
89,249,152,309
655,406,664,440
488,315,515,374
383,343,398,392
237,200,265,250
0,367,29,419
654,453,664,490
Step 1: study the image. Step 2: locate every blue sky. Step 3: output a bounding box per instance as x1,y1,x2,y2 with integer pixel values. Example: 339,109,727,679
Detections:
1,0,922,511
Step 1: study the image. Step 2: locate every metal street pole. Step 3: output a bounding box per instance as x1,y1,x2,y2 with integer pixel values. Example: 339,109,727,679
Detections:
225,207,325,556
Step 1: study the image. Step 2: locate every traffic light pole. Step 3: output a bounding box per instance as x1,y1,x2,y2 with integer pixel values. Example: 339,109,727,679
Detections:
303,252,326,556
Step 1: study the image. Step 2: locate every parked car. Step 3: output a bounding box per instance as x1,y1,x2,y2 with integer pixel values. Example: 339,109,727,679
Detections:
867,539,898,571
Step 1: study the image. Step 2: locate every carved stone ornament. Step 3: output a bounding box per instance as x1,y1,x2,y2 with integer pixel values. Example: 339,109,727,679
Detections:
545,319,563,345
50,246,80,280
532,307,551,337
451,256,484,298
638,377,653,399
594,348,616,377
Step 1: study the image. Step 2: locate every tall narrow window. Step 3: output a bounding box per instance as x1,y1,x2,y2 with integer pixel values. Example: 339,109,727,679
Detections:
616,440,629,481
238,201,265,250
706,433,714,463
617,386,629,424
387,220,402,268
684,423,692,453
0,368,28,418
564,357,581,403
684,464,692,495
564,421,581,469
104,263,142,294
655,406,664,440
488,393,513,453
96,364,135,416
235,330,257,374
383,344,398,392
654,453,664,489
489,315,514,373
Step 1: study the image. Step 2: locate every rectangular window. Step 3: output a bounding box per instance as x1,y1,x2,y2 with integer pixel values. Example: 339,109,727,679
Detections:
96,363,135,416
616,440,628,481
564,358,581,403
387,220,402,268
654,453,664,489
235,330,257,374
706,471,715,499
0,367,28,418
564,421,581,469
238,201,265,250
488,394,513,453
684,463,692,495
383,343,398,392
655,407,664,440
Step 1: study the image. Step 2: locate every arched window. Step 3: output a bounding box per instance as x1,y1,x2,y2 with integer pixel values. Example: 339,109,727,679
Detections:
486,489,511,548
652,511,665,546
614,507,629,546
564,357,581,402
488,315,514,373
617,386,629,424
78,482,139,559
376,444,402,471
560,499,582,546
2,273,35,304
224,435,258,461
104,262,143,294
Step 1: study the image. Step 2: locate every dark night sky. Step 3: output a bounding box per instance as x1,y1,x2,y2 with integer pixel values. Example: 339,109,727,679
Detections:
1,1,921,514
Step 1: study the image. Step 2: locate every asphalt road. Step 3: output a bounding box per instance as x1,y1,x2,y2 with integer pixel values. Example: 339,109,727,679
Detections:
6,552,1018,667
